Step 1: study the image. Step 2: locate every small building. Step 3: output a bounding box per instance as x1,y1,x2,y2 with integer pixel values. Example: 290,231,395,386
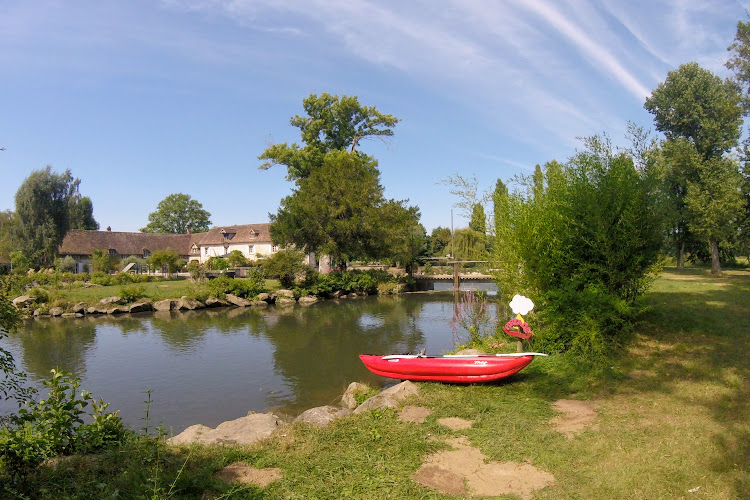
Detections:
190,224,276,264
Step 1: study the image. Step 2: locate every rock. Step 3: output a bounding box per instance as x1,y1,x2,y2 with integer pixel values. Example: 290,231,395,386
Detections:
225,294,250,307
341,382,371,410
71,302,87,314
153,299,174,311
251,300,269,307
354,381,420,414
176,297,203,310
107,305,128,315
168,412,284,446
61,312,79,318
48,307,64,317
275,297,296,307
99,296,122,305
33,308,43,316
275,289,295,299
205,297,228,308
12,295,35,308
331,291,343,299
298,296,319,306
256,293,272,303
87,305,108,314
293,406,352,426
129,300,153,313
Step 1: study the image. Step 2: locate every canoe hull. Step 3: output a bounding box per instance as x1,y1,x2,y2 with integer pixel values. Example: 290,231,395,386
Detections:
359,354,534,383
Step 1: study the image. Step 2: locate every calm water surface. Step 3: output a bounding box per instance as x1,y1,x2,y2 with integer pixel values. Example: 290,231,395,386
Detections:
0,293,500,433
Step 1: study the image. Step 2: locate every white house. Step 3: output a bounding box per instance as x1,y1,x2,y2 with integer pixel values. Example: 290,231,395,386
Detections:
188,224,278,264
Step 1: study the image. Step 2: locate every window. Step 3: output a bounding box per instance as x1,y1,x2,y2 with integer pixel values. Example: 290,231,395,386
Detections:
249,245,255,254
108,249,116,256
272,245,279,252
205,247,209,255
143,249,150,258
190,244,198,254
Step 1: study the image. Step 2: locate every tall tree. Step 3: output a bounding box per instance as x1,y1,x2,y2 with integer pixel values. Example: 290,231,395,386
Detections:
141,193,211,234
69,196,99,230
0,211,15,263
469,203,486,234
259,93,399,183
644,62,744,274
263,94,416,267
13,166,94,267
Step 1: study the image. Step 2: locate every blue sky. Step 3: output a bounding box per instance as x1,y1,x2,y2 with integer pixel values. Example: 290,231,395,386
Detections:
1,0,748,233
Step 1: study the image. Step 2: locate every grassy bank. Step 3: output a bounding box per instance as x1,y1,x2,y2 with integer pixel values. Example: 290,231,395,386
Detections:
3,267,748,498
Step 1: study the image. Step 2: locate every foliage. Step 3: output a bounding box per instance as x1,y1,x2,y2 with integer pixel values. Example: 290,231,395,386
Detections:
148,249,184,276
0,370,128,470
259,92,399,182
53,255,76,273
450,291,494,346
120,285,146,303
429,226,452,257
206,256,228,271
300,269,394,297
89,271,111,286
261,248,309,288
492,136,663,358
186,261,206,282
206,274,265,299
1,278,35,419
439,173,487,220
68,196,99,231
12,166,97,267
0,210,15,264
140,193,211,234
451,228,487,261
90,249,117,274
9,251,29,274
377,201,426,274
469,203,486,234
226,249,249,268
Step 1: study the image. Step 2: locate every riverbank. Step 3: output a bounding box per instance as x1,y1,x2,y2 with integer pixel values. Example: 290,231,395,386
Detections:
3,267,748,498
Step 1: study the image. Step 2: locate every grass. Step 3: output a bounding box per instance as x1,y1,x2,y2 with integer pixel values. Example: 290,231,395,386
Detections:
42,278,282,304
3,266,749,498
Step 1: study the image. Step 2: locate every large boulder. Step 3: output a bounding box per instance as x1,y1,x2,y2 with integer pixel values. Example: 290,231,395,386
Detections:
205,297,228,308
341,382,372,410
12,295,35,308
48,307,64,317
129,300,153,313
168,412,284,446
87,305,109,314
251,300,269,307
225,294,250,307
275,297,296,307
107,305,128,315
176,297,203,310
354,381,420,414
71,302,87,314
293,406,352,427
153,299,174,311
298,296,319,306
275,289,295,299
99,296,122,305
256,293,272,303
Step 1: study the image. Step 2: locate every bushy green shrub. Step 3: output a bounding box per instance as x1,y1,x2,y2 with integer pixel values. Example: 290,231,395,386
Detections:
206,273,265,299
302,269,396,297
89,271,111,286
54,256,76,273
111,272,150,286
261,249,309,288
28,287,50,304
187,261,206,282
206,256,229,271
0,370,128,469
120,285,146,303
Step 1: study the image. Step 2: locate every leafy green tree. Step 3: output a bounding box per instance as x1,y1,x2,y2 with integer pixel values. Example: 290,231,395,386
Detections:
378,201,426,274
469,203,486,234
0,211,15,264
451,228,487,261
226,250,249,268
69,196,99,230
90,249,117,273
148,249,183,276
645,62,745,274
492,178,523,297
429,226,452,257
13,166,96,267
141,193,211,234
261,248,309,288
259,93,399,182
439,173,485,220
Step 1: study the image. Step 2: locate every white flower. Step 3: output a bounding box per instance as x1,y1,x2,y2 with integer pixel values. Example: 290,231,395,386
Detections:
509,295,534,315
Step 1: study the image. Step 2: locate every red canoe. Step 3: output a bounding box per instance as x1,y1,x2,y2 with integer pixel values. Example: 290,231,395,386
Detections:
359,353,547,383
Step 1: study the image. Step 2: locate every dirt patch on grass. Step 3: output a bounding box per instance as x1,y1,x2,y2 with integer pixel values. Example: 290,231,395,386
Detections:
214,462,282,487
413,436,554,498
398,405,432,423
437,417,474,430
550,399,599,438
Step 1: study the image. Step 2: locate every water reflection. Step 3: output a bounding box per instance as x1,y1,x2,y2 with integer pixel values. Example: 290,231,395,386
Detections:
1,294,463,432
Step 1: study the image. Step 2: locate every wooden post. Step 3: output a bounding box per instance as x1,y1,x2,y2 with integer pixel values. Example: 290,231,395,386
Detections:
453,261,460,291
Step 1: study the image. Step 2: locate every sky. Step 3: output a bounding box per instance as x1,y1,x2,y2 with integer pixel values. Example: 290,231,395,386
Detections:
1,0,749,233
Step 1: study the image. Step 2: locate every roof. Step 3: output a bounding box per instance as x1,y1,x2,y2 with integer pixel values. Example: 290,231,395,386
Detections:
195,223,272,245
59,230,204,256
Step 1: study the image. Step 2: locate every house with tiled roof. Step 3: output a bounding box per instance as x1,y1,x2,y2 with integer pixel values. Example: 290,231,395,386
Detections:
59,229,204,272
191,223,276,264
58,223,280,272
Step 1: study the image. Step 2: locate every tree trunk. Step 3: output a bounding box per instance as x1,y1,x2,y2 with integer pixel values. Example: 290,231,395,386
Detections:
710,239,722,275
676,242,685,269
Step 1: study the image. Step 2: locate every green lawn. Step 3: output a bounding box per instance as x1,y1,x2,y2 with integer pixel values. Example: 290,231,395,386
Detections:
4,267,749,498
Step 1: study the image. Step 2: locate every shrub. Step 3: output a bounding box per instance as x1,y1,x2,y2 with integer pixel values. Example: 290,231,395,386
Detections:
89,271,111,286
187,261,206,282
54,256,76,273
261,249,309,288
226,250,249,268
120,285,146,303
28,287,50,304
0,370,128,469
206,257,228,271
206,273,265,299
91,249,118,274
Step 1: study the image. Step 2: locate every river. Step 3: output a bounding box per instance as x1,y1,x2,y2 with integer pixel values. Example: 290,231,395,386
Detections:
0,291,501,433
